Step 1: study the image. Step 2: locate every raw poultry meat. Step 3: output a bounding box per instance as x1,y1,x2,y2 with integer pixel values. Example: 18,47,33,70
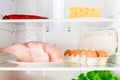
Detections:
45,44,64,62
24,41,49,62
0,44,32,62
0,41,63,62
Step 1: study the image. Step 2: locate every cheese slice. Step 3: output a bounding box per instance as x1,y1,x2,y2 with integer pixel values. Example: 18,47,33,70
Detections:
69,7,102,18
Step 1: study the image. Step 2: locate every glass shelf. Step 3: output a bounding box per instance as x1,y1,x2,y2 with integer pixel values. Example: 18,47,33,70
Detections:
0,62,119,71
0,19,118,23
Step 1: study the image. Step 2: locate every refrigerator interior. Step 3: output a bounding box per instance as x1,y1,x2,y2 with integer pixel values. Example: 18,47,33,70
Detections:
0,0,119,66
0,0,119,52
0,0,120,18
0,0,120,80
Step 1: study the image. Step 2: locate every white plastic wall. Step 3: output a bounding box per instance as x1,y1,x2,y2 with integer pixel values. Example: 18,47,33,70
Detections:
0,0,15,16
104,0,120,18
0,0,14,47
15,0,53,18
13,71,80,80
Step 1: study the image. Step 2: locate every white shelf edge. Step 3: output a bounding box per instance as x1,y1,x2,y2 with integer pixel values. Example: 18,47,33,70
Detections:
0,19,118,23
0,19,55,23
0,67,119,71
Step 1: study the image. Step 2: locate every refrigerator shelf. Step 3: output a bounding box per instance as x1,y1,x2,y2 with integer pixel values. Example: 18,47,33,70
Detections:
0,19,119,23
0,66,119,71
0,62,119,71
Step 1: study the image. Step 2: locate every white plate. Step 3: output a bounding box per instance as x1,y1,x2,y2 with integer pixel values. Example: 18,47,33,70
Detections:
8,61,65,67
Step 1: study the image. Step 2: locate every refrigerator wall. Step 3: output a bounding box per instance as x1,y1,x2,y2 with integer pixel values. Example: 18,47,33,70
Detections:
13,71,80,80
0,0,15,16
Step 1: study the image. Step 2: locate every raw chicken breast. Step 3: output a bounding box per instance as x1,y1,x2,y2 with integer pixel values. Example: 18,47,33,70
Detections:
0,41,63,62
24,41,49,62
45,44,64,62
0,44,32,62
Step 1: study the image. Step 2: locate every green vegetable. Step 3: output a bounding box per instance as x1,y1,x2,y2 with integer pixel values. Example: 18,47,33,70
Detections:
97,70,114,80
77,73,89,80
114,76,120,80
71,70,120,80
71,78,76,80
86,71,101,80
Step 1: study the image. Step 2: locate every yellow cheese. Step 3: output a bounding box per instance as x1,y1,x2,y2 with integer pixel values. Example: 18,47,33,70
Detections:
69,7,102,18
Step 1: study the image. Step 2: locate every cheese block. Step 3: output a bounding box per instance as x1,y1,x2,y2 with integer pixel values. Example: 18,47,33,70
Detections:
69,7,102,18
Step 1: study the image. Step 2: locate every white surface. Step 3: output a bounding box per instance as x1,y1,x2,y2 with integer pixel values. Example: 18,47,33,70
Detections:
0,0,15,17
15,0,52,18
0,26,13,47
80,30,117,56
16,0,38,15
99,57,109,66
53,0,64,19
12,71,80,80
104,0,120,18
0,64,119,71
87,58,98,67
13,23,43,43
0,19,119,23
8,61,65,67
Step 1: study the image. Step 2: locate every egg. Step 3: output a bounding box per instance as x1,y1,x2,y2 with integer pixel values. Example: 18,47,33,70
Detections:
76,50,81,56
71,50,81,56
71,50,77,56
96,50,108,57
64,49,71,56
86,50,97,58
80,50,88,57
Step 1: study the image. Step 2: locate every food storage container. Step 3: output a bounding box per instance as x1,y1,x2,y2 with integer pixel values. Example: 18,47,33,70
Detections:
80,26,117,56
87,58,98,67
13,23,43,43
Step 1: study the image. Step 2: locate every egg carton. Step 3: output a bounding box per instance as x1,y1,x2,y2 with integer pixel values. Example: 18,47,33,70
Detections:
64,55,108,67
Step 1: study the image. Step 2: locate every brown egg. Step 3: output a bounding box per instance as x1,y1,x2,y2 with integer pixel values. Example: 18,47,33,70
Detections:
86,50,97,58
80,50,88,57
71,50,77,56
96,50,108,57
64,49,71,56
64,49,81,57
76,49,81,56
72,50,81,57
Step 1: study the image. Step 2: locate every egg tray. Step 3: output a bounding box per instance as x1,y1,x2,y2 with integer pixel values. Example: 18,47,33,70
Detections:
64,56,109,67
